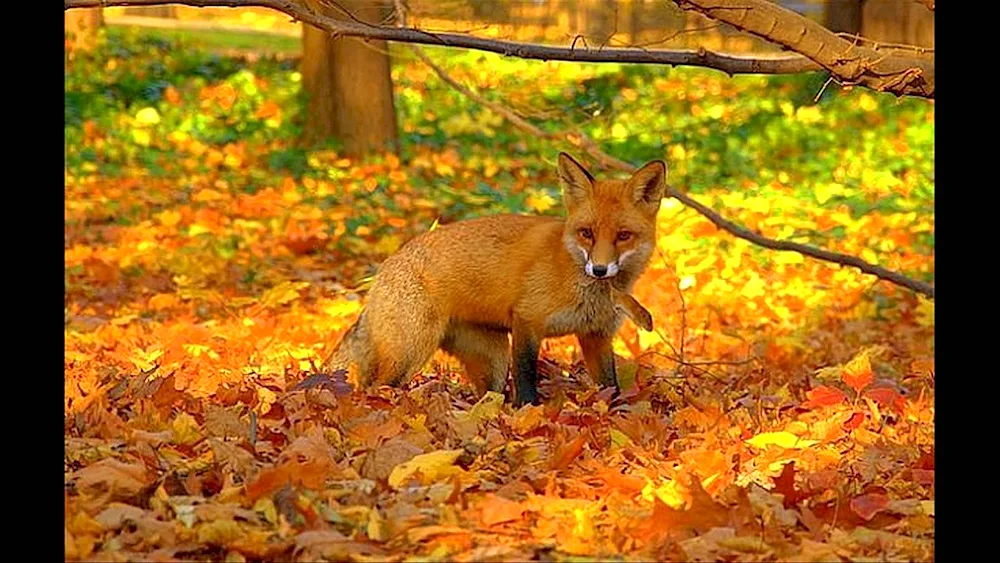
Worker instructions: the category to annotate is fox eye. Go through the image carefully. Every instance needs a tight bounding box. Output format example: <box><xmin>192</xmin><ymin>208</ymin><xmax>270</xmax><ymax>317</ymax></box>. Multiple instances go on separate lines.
<box><xmin>579</xmin><ymin>228</ymin><xmax>594</xmax><ymax>240</ymax></box>
<box><xmin>616</xmin><ymin>231</ymin><xmax>633</xmax><ymax>242</ymax></box>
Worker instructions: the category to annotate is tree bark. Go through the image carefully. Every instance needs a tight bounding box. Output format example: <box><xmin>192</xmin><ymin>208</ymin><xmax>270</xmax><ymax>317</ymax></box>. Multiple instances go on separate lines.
<box><xmin>824</xmin><ymin>0</ymin><xmax>863</xmax><ymax>35</ymax></box>
<box><xmin>301</xmin><ymin>0</ymin><xmax>399</xmax><ymax>155</ymax></box>
<box><xmin>65</xmin><ymin>6</ymin><xmax>103</xmax><ymax>50</ymax></box>
<box><xmin>124</xmin><ymin>6</ymin><xmax>177</xmax><ymax>17</ymax></box>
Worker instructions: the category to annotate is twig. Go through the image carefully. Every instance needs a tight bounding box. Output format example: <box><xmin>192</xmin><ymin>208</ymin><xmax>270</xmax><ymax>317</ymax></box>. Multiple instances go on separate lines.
<box><xmin>670</xmin><ymin>0</ymin><xmax>933</xmax><ymax>98</ymax></box>
<box><xmin>404</xmin><ymin>15</ymin><xmax>934</xmax><ymax>299</ymax></box>
<box><xmin>65</xmin><ymin>0</ymin><xmax>829</xmax><ymax>78</ymax></box>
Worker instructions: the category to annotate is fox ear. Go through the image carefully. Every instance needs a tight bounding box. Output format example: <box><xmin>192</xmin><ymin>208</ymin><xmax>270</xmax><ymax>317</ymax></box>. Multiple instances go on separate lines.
<box><xmin>558</xmin><ymin>153</ymin><xmax>595</xmax><ymax>207</ymax></box>
<box><xmin>627</xmin><ymin>160</ymin><xmax>667</xmax><ymax>209</ymax></box>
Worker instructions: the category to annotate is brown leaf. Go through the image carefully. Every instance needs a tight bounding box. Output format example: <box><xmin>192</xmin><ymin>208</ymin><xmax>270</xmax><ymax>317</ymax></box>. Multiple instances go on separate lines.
<box><xmin>208</xmin><ymin>438</ymin><xmax>259</xmax><ymax>483</ymax></box>
<box><xmin>294</xmin><ymin>530</ymin><xmax>384</xmax><ymax>560</ymax></box>
<box><xmin>204</xmin><ymin>404</ymin><xmax>250</xmax><ymax>440</ymax></box>
<box><xmin>361</xmin><ymin>437</ymin><xmax>423</xmax><ymax>482</ymax></box>
<box><xmin>94</xmin><ymin>503</ymin><xmax>146</xmax><ymax>531</ymax></box>
<box><xmin>849</xmin><ymin>492</ymin><xmax>891</xmax><ymax>521</ymax></box>
<box><xmin>71</xmin><ymin>458</ymin><xmax>152</xmax><ymax>500</ymax></box>
<box><xmin>864</xmin><ymin>386</ymin><xmax>906</xmax><ymax>413</ymax></box>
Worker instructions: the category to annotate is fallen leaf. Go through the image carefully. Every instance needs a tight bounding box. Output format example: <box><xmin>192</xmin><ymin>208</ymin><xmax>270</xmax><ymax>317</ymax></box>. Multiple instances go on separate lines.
<box><xmin>849</xmin><ymin>492</ymin><xmax>891</xmax><ymax>521</ymax></box>
<box><xmin>388</xmin><ymin>449</ymin><xmax>464</xmax><ymax>489</ymax></box>
<box><xmin>842</xmin><ymin>351</ymin><xmax>874</xmax><ymax>394</ymax></box>
<box><xmin>71</xmin><ymin>458</ymin><xmax>151</xmax><ymax>500</ymax></box>
<box><xmin>478</xmin><ymin>494</ymin><xmax>526</xmax><ymax>527</ymax></box>
<box><xmin>802</xmin><ymin>385</ymin><xmax>848</xmax><ymax>409</ymax></box>
<box><xmin>745</xmin><ymin>431</ymin><xmax>818</xmax><ymax>450</ymax></box>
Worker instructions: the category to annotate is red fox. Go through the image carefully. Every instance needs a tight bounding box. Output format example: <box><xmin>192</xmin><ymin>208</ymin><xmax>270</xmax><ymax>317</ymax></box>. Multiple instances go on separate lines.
<box><xmin>323</xmin><ymin>153</ymin><xmax>667</xmax><ymax>406</ymax></box>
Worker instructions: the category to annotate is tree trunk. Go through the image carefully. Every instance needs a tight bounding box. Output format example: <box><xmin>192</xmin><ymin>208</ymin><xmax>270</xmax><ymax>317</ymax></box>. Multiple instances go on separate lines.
<box><xmin>301</xmin><ymin>0</ymin><xmax>399</xmax><ymax>156</ymax></box>
<box><xmin>65</xmin><ymin>7</ymin><xmax>103</xmax><ymax>50</ymax></box>
<box><xmin>123</xmin><ymin>7</ymin><xmax>176</xmax><ymax>18</ymax></box>
<box><xmin>824</xmin><ymin>0</ymin><xmax>864</xmax><ymax>34</ymax></box>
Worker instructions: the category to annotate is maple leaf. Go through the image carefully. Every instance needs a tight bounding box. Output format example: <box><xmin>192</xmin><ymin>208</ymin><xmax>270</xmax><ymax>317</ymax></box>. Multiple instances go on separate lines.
<box><xmin>641</xmin><ymin>476</ymin><xmax>731</xmax><ymax>542</ymax></box>
<box><xmin>771</xmin><ymin>461</ymin><xmax>805</xmax><ymax>508</ymax></box>
<box><xmin>842</xmin><ymin>350</ymin><xmax>875</xmax><ymax>394</ymax></box>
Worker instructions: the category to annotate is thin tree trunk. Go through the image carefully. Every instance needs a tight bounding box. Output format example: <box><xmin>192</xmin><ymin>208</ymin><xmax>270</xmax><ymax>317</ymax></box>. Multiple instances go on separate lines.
<box><xmin>301</xmin><ymin>0</ymin><xmax>399</xmax><ymax>156</ymax></box>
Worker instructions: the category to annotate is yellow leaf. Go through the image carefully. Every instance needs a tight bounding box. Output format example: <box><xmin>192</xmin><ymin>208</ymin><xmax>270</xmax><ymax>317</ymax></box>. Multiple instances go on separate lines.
<box><xmin>157</xmin><ymin>209</ymin><xmax>182</xmax><ymax>227</ymax></box>
<box><xmin>740</xmin><ymin>275</ymin><xmax>766</xmax><ymax>300</ymax></box>
<box><xmin>388</xmin><ymin>449</ymin><xmax>464</xmax><ymax>489</ymax></box>
<box><xmin>641</xmin><ymin>478</ymin><xmax>687</xmax><ymax>509</ymax></box>
<box><xmin>463</xmin><ymin>391</ymin><xmax>505</xmax><ymax>424</ymax></box>
<box><xmin>526</xmin><ymin>191</ymin><xmax>557</xmax><ymax>213</ymax></box>
<box><xmin>257</xmin><ymin>387</ymin><xmax>277</xmax><ymax>416</ymax></box>
<box><xmin>196</xmin><ymin>519</ymin><xmax>245</xmax><ymax>545</ymax></box>
<box><xmin>258</xmin><ymin>281</ymin><xmax>309</xmax><ymax>310</ymax></box>
<box><xmin>131</xmin><ymin>129</ymin><xmax>151</xmax><ymax>147</ymax></box>
<box><xmin>134</xmin><ymin>107</ymin><xmax>161</xmax><ymax>126</ymax></box>
<box><xmin>745</xmin><ymin>431</ymin><xmax>818</xmax><ymax>450</ymax></box>
<box><xmin>609</xmin><ymin>428</ymin><xmax>632</xmax><ymax>448</ymax></box>
<box><xmin>172</xmin><ymin>412</ymin><xmax>202</xmax><ymax>446</ymax></box>
<box><xmin>374</xmin><ymin>234</ymin><xmax>402</xmax><ymax>255</ymax></box>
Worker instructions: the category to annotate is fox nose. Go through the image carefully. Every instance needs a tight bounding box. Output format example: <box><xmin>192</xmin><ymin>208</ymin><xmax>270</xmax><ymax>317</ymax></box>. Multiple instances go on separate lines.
<box><xmin>591</xmin><ymin>264</ymin><xmax>608</xmax><ymax>277</ymax></box>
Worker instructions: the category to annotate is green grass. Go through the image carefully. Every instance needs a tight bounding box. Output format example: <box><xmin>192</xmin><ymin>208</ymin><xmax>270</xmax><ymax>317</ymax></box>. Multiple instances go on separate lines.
<box><xmin>106</xmin><ymin>24</ymin><xmax>301</xmax><ymax>55</ymax></box>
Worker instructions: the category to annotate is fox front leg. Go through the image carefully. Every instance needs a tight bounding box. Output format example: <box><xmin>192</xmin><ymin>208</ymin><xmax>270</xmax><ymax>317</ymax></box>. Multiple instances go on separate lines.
<box><xmin>578</xmin><ymin>332</ymin><xmax>618</xmax><ymax>392</ymax></box>
<box><xmin>511</xmin><ymin>324</ymin><xmax>541</xmax><ymax>407</ymax></box>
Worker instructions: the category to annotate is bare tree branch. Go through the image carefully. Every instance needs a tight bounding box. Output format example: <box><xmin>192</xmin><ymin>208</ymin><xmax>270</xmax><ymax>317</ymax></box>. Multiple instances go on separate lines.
<box><xmin>671</xmin><ymin>0</ymin><xmax>933</xmax><ymax>98</ymax></box>
<box><xmin>395</xmin><ymin>1</ymin><xmax>934</xmax><ymax>299</ymax></box>
<box><xmin>66</xmin><ymin>0</ymin><xmax>826</xmax><ymax>77</ymax></box>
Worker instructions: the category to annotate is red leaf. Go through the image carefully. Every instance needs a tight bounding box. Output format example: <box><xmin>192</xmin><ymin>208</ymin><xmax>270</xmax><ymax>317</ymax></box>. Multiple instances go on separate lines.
<box><xmin>909</xmin><ymin>469</ymin><xmax>934</xmax><ymax>486</ymax></box>
<box><xmin>864</xmin><ymin>387</ymin><xmax>905</xmax><ymax>412</ymax></box>
<box><xmin>843</xmin><ymin>411</ymin><xmax>865</xmax><ymax>431</ymax></box>
<box><xmin>802</xmin><ymin>385</ymin><xmax>848</xmax><ymax>409</ymax></box>
<box><xmin>772</xmin><ymin>461</ymin><xmax>802</xmax><ymax>508</ymax></box>
<box><xmin>849</xmin><ymin>493</ymin><xmax>891</xmax><ymax>521</ymax></box>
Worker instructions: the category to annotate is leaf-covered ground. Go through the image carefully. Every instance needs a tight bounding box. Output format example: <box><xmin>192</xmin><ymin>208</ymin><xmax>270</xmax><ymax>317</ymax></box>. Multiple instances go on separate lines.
<box><xmin>65</xmin><ymin>30</ymin><xmax>934</xmax><ymax>562</ymax></box>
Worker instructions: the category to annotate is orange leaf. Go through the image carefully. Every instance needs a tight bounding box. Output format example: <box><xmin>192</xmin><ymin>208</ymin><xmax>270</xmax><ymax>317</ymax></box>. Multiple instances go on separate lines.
<box><xmin>802</xmin><ymin>385</ymin><xmax>847</xmax><ymax>409</ymax></box>
<box><xmin>842</xmin><ymin>352</ymin><xmax>874</xmax><ymax>394</ymax></box>
<box><xmin>843</xmin><ymin>411</ymin><xmax>865</xmax><ymax>431</ymax></box>
<box><xmin>478</xmin><ymin>494</ymin><xmax>525</xmax><ymax>527</ymax></box>
<box><xmin>550</xmin><ymin>431</ymin><xmax>588</xmax><ymax>471</ymax></box>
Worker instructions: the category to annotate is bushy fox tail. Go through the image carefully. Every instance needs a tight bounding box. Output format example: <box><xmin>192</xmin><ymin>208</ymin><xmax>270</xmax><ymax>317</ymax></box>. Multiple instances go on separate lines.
<box><xmin>321</xmin><ymin>311</ymin><xmax>375</xmax><ymax>389</ymax></box>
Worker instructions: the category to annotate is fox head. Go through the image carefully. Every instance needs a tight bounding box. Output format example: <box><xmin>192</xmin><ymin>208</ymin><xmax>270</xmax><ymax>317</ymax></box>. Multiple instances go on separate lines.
<box><xmin>558</xmin><ymin>153</ymin><xmax>667</xmax><ymax>281</ymax></box>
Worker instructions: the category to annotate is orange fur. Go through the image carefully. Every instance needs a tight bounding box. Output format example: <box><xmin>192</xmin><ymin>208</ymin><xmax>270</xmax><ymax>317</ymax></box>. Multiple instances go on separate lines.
<box><xmin>323</xmin><ymin>153</ymin><xmax>667</xmax><ymax>405</ymax></box>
